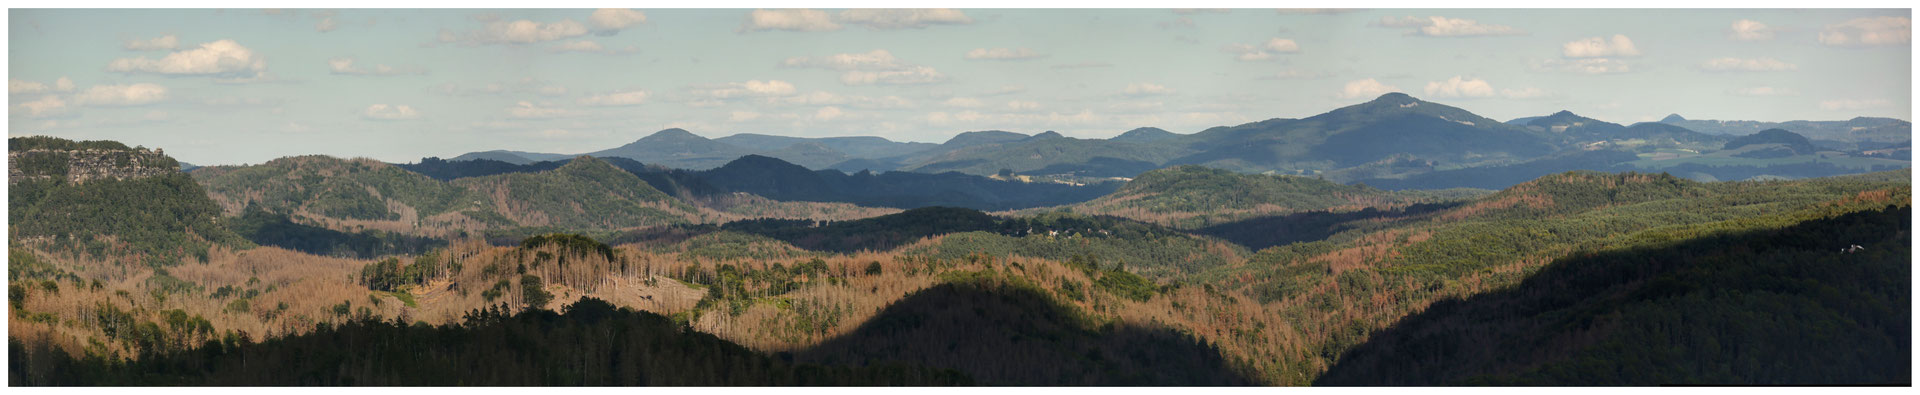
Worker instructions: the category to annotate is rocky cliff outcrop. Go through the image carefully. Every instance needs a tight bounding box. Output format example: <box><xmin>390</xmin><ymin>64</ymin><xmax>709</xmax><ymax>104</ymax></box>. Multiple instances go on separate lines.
<box><xmin>8</xmin><ymin>147</ymin><xmax>178</xmax><ymax>185</ymax></box>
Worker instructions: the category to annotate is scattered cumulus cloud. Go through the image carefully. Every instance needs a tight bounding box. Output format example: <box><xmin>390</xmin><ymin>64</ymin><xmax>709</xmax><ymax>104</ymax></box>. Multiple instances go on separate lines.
<box><xmin>122</xmin><ymin>35</ymin><xmax>179</xmax><ymax>51</ymax></box>
<box><xmin>1423</xmin><ymin>76</ymin><xmax>1496</xmax><ymax>98</ymax></box>
<box><xmin>1533</xmin><ymin>58</ymin><xmax>1633</xmax><ymax>74</ymax></box>
<box><xmin>813</xmin><ymin>106</ymin><xmax>845</xmax><ymax>121</ymax></box>
<box><xmin>1500</xmin><ymin>87</ymin><xmax>1551</xmax><ymax>99</ymax></box>
<box><xmin>690</xmin><ymin>80</ymin><xmax>798</xmax><ymax>99</ymax></box>
<box><xmin>1698</xmin><ymin>57</ymin><xmax>1796</xmax><ymax>72</ymax></box>
<box><xmin>1727</xmin><ymin>86</ymin><xmax>1798</xmax><ymax>96</ymax></box>
<box><xmin>1222</xmin><ymin>38</ymin><xmax>1301</xmax><ymax>61</ymax></box>
<box><xmin>1819</xmin><ymin>16</ymin><xmax>1910</xmax><ymax>47</ymax></box>
<box><xmin>1820</xmin><ymin>98</ymin><xmax>1892</xmax><ymax>111</ymax></box>
<box><xmin>1374</xmin><ymin>16</ymin><xmax>1524</xmax><ymax>37</ymax></box>
<box><xmin>943</xmin><ymin>97</ymin><xmax>985</xmax><ymax>108</ymax></box>
<box><xmin>9</xmin><ymin>77</ymin><xmax>74</xmax><ymax>95</ymax></box>
<box><xmin>506</xmin><ymin>101</ymin><xmax>578</xmax><ymax>119</ymax></box>
<box><xmin>1051</xmin><ymin>62</ymin><xmax>1112</xmax><ymax>69</ymax></box>
<box><xmin>1259</xmin><ymin>69</ymin><xmax>1336</xmax><ymax>80</ymax></box>
<box><xmin>965</xmin><ymin>48</ymin><xmax>1046</xmax><ymax>60</ymax></box>
<box><xmin>15</xmin><ymin>95</ymin><xmax>70</xmax><ymax>118</ymax></box>
<box><xmin>1422</xmin><ymin>77</ymin><xmax>1548</xmax><ymax>99</ymax></box>
<box><xmin>739</xmin><ymin>9</ymin><xmax>841</xmax><ymax>32</ymax></box>
<box><xmin>740</xmin><ymin>9</ymin><xmax>972</xmax><ymax>32</ymax></box>
<box><xmin>328</xmin><ymin>57</ymin><xmax>427</xmax><ymax>76</ymax></box>
<box><xmin>836</xmin><ymin>9</ymin><xmax>972</xmax><ymax>30</ymax></box>
<box><xmin>1123</xmin><ymin>83</ymin><xmax>1176</xmax><ymax>96</ymax></box>
<box><xmin>588</xmin><ymin>8</ymin><xmax>648</xmax><ymax>34</ymax></box>
<box><xmin>782</xmin><ymin>50</ymin><xmax>946</xmax><ymax>85</ymax></box>
<box><xmin>440</xmin><ymin>18</ymin><xmax>589</xmax><ymax>45</ymax></box>
<box><xmin>1562</xmin><ymin>35</ymin><xmax>1640</xmax><ymax>58</ymax></box>
<box><xmin>106</xmin><ymin>39</ymin><xmax>266</xmax><ymax>77</ymax></box>
<box><xmin>429</xmin><ymin>78</ymin><xmax>567</xmax><ymax>97</ymax></box>
<box><xmin>75</xmin><ymin>83</ymin><xmax>168</xmax><ymax>106</ymax></box>
<box><xmin>1728</xmin><ymin>19</ymin><xmax>1774</xmax><ymax>41</ymax></box>
<box><xmin>1338</xmin><ymin>78</ymin><xmax>1398</xmax><ymax>99</ymax></box>
<box><xmin>362</xmin><ymin>104</ymin><xmax>420</xmax><ymax>120</ymax></box>
<box><xmin>577</xmin><ymin>89</ymin><xmax>650</xmax><ymax>106</ymax></box>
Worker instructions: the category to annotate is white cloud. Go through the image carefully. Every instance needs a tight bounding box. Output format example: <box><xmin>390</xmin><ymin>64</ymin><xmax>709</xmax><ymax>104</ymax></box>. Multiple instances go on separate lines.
<box><xmin>836</xmin><ymin>9</ymin><xmax>972</xmax><ymax>30</ymax></box>
<box><xmin>1123</xmin><ymin>83</ymin><xmax>1176</xmax><ymax>96</ymax></box>
<box><xmin>1052</xmin><ymin>62</ymin><xmax>1112</xmax><ymax>69</ymax></box>
<box><xmin>841</xmin><ymin>67</ymin><xmax>946</xmax><ymax>85</ymax></box>
<box><xmin>1819</xmin><ymin>16</ymin><xmax>1910</xmax><ymax>47</ymax></box>
<box><xmin>1423</xmin><ymin>76</ymin><xmax>1495</xmax><ymax>98</ymax></box>
<box><xmin>10</xmin><ymin>77</ymin><xmax>74</xmax><ymax>95</ymax></box>
<box><xmin>965</xmin><ymin>47</ymin><xmax>1046</xmax><ymax>60</ymax></box>
<box><xmin>589</xmin><ymin>8</ymin><xmax>648</xmax><ymax>34</ymax></box>
<box><xmin>548</xmin><ymin>40</ymin><xmax>605</xmax><ymax>53</ymax></box>
<box><xmin>15</xmin><ymin>95</ymin><xmax>69</xmax><ymax>118</ymax></box>
<box><xmin>1727</xmin><ymin>86</ymin><xmax>1798</xmax><ymax>97</ymax></box>
<box><xmin>783</xmin><ymin>50</ymin><xmax>947</xmax><ymax>86</ymax></box>
<box><xmin>506</xmin><ymin>101</ymin><xmax>577</xmax><ymax>119</ymax></box>
<box><xmin>1375</xmin><ymin>16</ymin><xmax>1524</xmax><ymax>37</ymax></box>
<box><xmin>1338</xmin><ymin>78</ymin><xmax>1399</xmax><ymax>99</ymax></box>
<box><xmin>1562</xmin><ymin>35</ymin><xmax>1640</xmax><ymax>58</ymax></box>
<box><xmin>362</xmin><ymin>104</ymin><xmax>420</xmax><ymax>120</ymax></box>
<box><xmin>75</xmin><ymin>83</ymin><xmax>168</xmax><ymax>106</ymax></box>
<box><xmin>429</xmin><ymin>78</ymin><xmax>567</xmax><ymax>97</ymax></box>
<box><xmin>578</xmin><ymin>89</ymin><xmax>650</xmax><ymax>106</ymax></box>
<box><xmin>814</xmin><ymin>106</ymin><xmax>845</xmax><ymax>121</ymax></box>
<box><xmin>328</xmin><ymin>57</ymin><xmax>427</xmax><ymax>76</ymax></box>
<box><xmin>1258</xmin><ymin>69</ymin><xmax>1335</xmax><ymax>80</ymax></box>
<box><xmin>740</xmin><ymin>9</ymin><xmax>842</xmax><ymax>32</ymax></box>
<box><xmin>1006</xmin><ymin>100</ymin><xmax>1041</xmax><ymax>111</ymax></box>
<box><xmin>690</xmin><ymin>80</ymin><xmax>798</xmax><ymax>99</ymax></box>
<box><xmin>123</xmin><ymin>35</ymin><xmax>179</xmax><ymax>51</ymax></box>
<box><xmin>943</xmin><ymin>97</ymin><xmax>985</xmax><ymax>108</ymax></box>
<box><xmin>1698</xmin><ymin>57</ymin><xmax>1797</xmax><ymax>72</ymax></box>
<box><xmin>1728</xmin><ymin>19</ymin><xmax>1774</xmax><ymax>41</ymax></box>
<box><xmin>106</xmin><ymin>39</ymin><xmax>266</xmax><ymax>77</ymax></box>
<box><xmin>1264</xmin><ymin>38</ymin><xmax>1301</xmax><ymax>52</ymax></box>
<box><xmin>440</xmin><ymin>18</ymin><xmax>589</xmax><ymax>45</ymax></box>
<box><xmin>316</xmin><ymin>17</ymin><xmax>337</xmax><ymax>32</ymax></box>
<box><xmin>1533</xmin><ymin>58</ymin><xmax>1633</xmax><ymax>74</ymax></box>
<box><xmin>1820</xmin><ymin>99</ymin><xmax>1892</xmax><ymax>111</ymax></box>
<box><xmin>728</xmin><ymin>111</ymin><xmax>763</xmax><ymax>122</ymax></box>
<box><xmin>1222</xmin><ymin>38</ymin><xmax>1301</xmax><ymax>62</ymax></box>
<box><xmin>781</xmin><ymin>49</ymin><xmax>905</xmax><ymax>70</ymax></box>
<box><xmin>1500</xmin><ymin>87</ymin><xmax>1551</xmax><ymax>99</ymax></box>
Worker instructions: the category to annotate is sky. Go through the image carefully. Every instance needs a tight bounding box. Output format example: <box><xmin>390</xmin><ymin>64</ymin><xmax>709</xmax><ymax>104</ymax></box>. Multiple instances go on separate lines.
<box><xmin>7</xmin><ymin>8</ymin><xmax>1914</xmax><ymax>165</ymax></box>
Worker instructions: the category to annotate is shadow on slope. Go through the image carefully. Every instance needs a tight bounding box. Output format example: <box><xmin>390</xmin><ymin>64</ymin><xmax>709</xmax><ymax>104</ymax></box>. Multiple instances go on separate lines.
<box><xmin>8</xmin><ymin>299</ymin><xmax>973</xmax><ymax>386</ymax></box>
<box><xmin>1315</xmin><ymin>205</ymin><xmax>1911</xmax><ymax>386</ymax></box>
<box><xmin>795</xmin><ymin>277</ymin><xmax>1257</xmax><ymax>386</ymax></box>
<box><xmin>1195</xmin><ymin>202</ymin><xmax>1461</xmax><ymax>250</ymax></box>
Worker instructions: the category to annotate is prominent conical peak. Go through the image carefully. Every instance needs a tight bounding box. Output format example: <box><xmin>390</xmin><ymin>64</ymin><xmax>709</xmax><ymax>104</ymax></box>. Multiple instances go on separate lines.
<box><xmin>1660</xmin><ymin>114</ymin><xmax>1686</xmax><ymax>123</ymax></box>
<box><xmin>1368</xmin><ymin>92</ymin><xmax>1419</xmax><ymax>106</ymax></box>
<box><xmin>1028</xmin><ymin>131</ymin><xmax>1066</xmax><ymax>140</ymax></box>
<box><xmin>1550</xmin><ymin>110</ymin><xmax>1578</xmax><ymax>117</ymax></box>
<box><xmin>645</xmin><ymin>128</ymin><xmax>701</xmax><ymax>140</ymax></box>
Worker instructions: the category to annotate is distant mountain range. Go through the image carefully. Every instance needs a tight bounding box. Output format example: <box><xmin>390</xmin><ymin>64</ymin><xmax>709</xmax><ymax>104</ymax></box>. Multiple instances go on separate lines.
<box><xmin>1656</xmin><ymin>114</ymin><xmax>1910</xmax><ymax>148</ymax></box>
<box><xmin>435</xmin><ymin>93</ymin><xmax>1909</xmax><ymax>191</ymax></box>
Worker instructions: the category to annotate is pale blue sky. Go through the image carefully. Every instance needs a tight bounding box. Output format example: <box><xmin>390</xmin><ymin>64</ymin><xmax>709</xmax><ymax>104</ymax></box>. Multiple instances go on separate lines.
<box><xmin>8</xmin><ymin>8</ymin><xmax>1912</xmax><ymax>165</ymax></box>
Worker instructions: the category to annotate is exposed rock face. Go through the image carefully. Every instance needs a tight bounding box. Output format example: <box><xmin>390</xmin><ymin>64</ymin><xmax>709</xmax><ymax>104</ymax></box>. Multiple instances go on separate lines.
<box><xmin>8</xmin><ymin>147</ymin><xmax>177</xmax><ymax>185</ymax></box>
